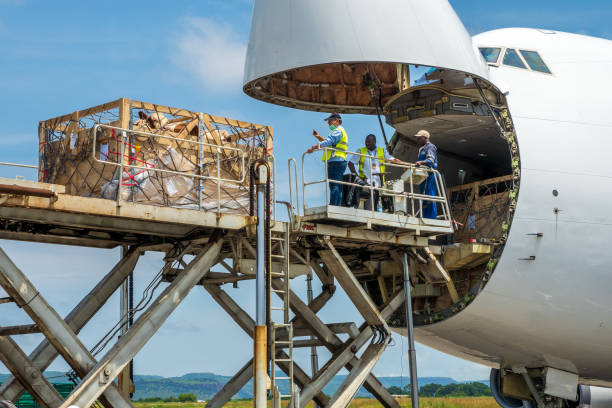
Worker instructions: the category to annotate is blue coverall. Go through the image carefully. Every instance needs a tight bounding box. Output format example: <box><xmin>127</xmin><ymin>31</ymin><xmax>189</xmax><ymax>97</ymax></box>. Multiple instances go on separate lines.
<box><xmin>417</xmin><ymin>141</ymin><xmax>438</xmax><ymax>219</ymax></box>
<box><xmin>319</xmin><ymin>128</ymin><xmax>348</xmax><ymax>206</ymax></box>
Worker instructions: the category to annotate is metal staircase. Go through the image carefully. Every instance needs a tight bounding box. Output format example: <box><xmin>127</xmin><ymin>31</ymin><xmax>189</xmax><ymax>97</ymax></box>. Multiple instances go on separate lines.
<box><xmin>268</xmin><ymin>221</ymin><xmax>297</xmax><ymax>407</ymax></box>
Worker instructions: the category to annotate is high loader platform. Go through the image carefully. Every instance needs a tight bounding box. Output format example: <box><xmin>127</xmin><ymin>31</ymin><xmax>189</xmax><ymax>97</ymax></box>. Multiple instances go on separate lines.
<box><xmin>0</xmin><ymin>98</ymin><xmax>467</xmax><ymax>408</ymax></box>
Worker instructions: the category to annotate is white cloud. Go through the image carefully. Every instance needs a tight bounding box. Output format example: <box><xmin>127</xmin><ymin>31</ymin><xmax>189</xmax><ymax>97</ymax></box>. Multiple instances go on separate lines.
<box><xmin>174</xmin><ymin>17</ymin><xmax>247</xmax><ymax>92</ymax></box>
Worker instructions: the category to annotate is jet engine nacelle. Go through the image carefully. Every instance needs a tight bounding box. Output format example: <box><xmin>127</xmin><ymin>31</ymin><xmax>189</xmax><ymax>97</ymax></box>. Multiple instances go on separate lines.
<box><xmin>577</xmin><ymin>385</ymin><xmax>612</xmax><ymax>408</ymax></box>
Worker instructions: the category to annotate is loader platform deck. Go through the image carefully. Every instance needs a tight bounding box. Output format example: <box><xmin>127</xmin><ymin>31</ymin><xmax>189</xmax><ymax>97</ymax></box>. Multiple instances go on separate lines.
<box><xmin>0</xmin><ymin>178</ymin><xmax>253</xmax><ymax>248</ymax></box>
<box><xmin>302</xmin><ymin>205</ymin><xmax>454</xmax><ymax>236</ymax></box>
<box><xmin>0</xmin><ymin>178</ymin><xmax>436</xmax><ymax>249</ymax></box>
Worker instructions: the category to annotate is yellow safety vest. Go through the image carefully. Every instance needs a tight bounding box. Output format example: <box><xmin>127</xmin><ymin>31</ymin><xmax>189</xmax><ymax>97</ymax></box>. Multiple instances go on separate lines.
<box><xmin>321</xmin><ymin>126</ymin><xmax>348</xmax><ymax>162</ymax></box>
<box><xmin>358</xmin><ymin>147</ymin><xmax>386</xmax><ymax>182</ymax></box>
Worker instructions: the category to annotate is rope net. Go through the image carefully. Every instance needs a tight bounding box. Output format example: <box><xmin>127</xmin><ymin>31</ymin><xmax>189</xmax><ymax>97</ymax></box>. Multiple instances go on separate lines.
<box><xmin>39</xmin><ymin>99</ymin><xmax>270</xmax><ymax>214</ymax></box>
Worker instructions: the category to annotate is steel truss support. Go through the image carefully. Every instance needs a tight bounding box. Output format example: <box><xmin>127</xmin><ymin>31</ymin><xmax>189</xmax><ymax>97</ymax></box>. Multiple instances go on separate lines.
<box><xmin>0</xmin><ymin>247</ymin><xmax>141</xmax><ymax>403</ymax></box>
<box><xmin>310</xmin><ymin>238</ymin><xmax>397</xmax><ymax>407</ymax></box>
<box><xmin>327</xmin><ymin>340</ymin><xmax>389</xmax><ymax>408</ymax></box>
<box><xmin>60</xmin><ymin>235</ymin><xmax>223</xmax><ymax>408</ymax></box>
<box><xmin>0</xmin><ymin>247</ymin><xmax>140</xmax><ymax>408</ymax></box>
<box><xmin>204</xmin><ymin>284</ymin><xmax>332</xmax><ymax>408</ymax></box>
<box><xmin>0</xmin><ymin>335</ymin><xmax>63</xmax><ymax>408</ymax></box>
<box><xmin>318</xmin><ymin>239</ymin><xmax>387</xmax><ymax>327</ymax></box>
<box><xmin>295</xmin><ymin>287</ymin><xmax>405</xmax><ymax>408</ymax></box>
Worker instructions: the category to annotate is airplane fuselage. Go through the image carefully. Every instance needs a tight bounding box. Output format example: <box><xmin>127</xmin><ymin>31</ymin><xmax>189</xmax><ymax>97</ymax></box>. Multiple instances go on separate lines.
<box><xmin>416</xmin><ymin>28</ymin><xmax>612</xmax><ymax>386</ymax></box>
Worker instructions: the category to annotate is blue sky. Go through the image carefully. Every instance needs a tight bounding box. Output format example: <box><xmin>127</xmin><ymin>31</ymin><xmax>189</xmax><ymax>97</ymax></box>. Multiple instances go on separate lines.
<box><xmin>0</xmin><ymin>0</ymin><xmax>610</xmax><ymax>384</ymax></box>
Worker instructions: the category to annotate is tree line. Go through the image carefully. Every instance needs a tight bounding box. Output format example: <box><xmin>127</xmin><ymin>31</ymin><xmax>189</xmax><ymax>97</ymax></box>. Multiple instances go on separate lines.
<box><xmin>136</xmin><ymin>393</ymin><xmax>198</xmax><ymax>402</ymax></box>
<box><xmin>386</xmin><ymin>382</ymin><xmax>492</xmax><ymax>397</ymax></box>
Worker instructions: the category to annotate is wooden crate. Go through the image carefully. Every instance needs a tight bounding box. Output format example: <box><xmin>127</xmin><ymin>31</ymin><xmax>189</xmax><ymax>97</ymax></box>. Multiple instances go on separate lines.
<box><xmin>39</xmin><ymin>98</ymin><xmax>272</xmax><ymax>214</ymax></box>
<box><xmin>448</xmin><ymin>175</ymin><xmax>513</xmax><ymax>243</ymax></box>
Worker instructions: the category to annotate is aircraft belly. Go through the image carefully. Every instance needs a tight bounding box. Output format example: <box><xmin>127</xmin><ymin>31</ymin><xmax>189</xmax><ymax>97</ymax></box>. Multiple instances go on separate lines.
<box><xmin>413</xmin><ymin>114</ymin><xmax>612</xmax><ymax>384</ymax></box>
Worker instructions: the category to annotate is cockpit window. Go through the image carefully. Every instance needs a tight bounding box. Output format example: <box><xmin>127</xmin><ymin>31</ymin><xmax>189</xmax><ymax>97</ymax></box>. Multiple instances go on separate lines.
<box><xmin>503</xmin><ymin>49</ymin><xmax>527</xmax><ymax>69</ymax></box>
<box><xmin>479</xmin><ymin>47</ymin><xmax>501</xmax><ymax>64</ymax></box>
<box><xmin>520</xmin><ymin>50</ymin><xmax>552</xmax><ymax>74</ymax></box>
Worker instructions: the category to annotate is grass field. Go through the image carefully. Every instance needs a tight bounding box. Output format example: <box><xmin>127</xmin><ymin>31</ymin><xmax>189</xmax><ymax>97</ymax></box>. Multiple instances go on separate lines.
<box><xmin>133</xmin><ymin>397</ymin><xmax>498</xmax><ymax>408</ymax></box>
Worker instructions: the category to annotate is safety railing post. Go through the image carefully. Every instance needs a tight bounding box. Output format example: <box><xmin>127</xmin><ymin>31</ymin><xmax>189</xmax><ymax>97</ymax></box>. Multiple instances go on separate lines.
<box><xmin>409</xmin><ymin>169</ymin><xmax>414</xmax><ymax>217</ymax></box>
<box><xmin>301</xmin><ymin>154</ymin><xmax>305</xmax><ymax>215</ymax></box>
<box><xmin>269</xmin><ymin>154</ymin><xmax>277</xmax><ymax>227</ymax></box>
<box><xmin>288</xmin><ymin>158</ymin><xmax>300</xmax><ymax>228</ymax></box>
<box><xmin>116</xmin><ymin>131</ymin><xmax>126</xmax><ymax>207</ymax></box>
<box><xmin>432</xmin><ymin>169</ymin><xmax>442</xmax><ymax>220</ymax></box>
<box><xmin>198</xmin><ymin>113</ymin><xmax>204</xmax><ymax>211</ymax></box>
<box><xmin>216</xmin><ymin>147</ymin><xmax>221</xmax><ymax>214</ymax></box>
<box><xmin>324</xmin><ymin>148</ymin><xmax>329</xmax><ymax>208</ymax></box>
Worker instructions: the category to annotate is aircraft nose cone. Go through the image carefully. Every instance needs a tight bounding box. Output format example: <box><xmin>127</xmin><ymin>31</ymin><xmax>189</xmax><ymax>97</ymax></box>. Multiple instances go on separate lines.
<box><xmin>243</xmin><ymin>0</ymin><xmax>489</xmax><ymax>113</ymax></box>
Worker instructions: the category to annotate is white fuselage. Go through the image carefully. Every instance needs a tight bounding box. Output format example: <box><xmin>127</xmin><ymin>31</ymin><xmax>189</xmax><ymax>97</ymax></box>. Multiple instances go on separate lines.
<box><xmin>242</xmin><ymin>0</ymin><xmax>612</xmax><ymax>386</ymax></box>
<box><xmin>415</xmin><ymin>28</ymin><xmax>612</xmax><ymax>386</ymax></box>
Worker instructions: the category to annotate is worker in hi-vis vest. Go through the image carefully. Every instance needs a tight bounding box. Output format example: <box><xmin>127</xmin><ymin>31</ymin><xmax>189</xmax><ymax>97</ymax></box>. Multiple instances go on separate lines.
<box><xmin>306</xmin><ymin>113</ymin><xmax>348</xmax><ymax>206</ymax></box>
<box><xmin>414</xmin><ymin>129</ymin><xmax>439</xmax><ymax>219</ymax></box>
<box><xmin>347</xmin><ymin>134</ymin><xmax>407</xmax><ymax>210</ymax></box>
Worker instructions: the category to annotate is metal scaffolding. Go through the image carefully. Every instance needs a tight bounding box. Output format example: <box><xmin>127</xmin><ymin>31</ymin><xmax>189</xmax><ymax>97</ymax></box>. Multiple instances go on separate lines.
<box><xmin>0</xmin><ymin>145</ymin><xmax>448</xmax><ymax>408</ymax></box>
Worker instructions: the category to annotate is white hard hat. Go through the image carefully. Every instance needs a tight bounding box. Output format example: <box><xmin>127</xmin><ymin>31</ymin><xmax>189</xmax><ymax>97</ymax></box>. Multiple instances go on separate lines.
<box><xmin>414</xmin><ymin>130</ymin><xmax>430</xmax><ymax>139</ymax></box>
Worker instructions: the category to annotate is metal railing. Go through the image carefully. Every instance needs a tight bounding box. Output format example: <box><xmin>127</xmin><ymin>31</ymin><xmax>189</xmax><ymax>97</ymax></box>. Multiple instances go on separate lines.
<box><xmin>0</xmin><ymin>162</ymin><xmax>40</xmax><ymax>182</ymax></box>
<box><xmin>92</xmin><ymin>124</ymin><xmax>247</xmax><ymax>213</ymax></box>
<box><xmin>287</xmin><ymin>158</ymin><xmax>300</xmax><ymax>228</ymax></box>
<box><xmin>0</xmin><ymin>162</ymin><xmax>38</xmax><ymax>170</ymax></box>
<box><xmin>301</xmin><ymin>147</ymin><xmax>451</xmax><ymax>221</ymax></box>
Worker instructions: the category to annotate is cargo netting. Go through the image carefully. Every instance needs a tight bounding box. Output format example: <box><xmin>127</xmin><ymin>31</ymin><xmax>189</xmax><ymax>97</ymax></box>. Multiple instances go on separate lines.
<box><xmin>39</xmin><ymin>98</ymin><xmax>271</xmax><ymax>214</ymax></box>
<box><xmin>448</xmin><ymin>175</ymin><xmax>513</xmax><ymax>243</ymax></box>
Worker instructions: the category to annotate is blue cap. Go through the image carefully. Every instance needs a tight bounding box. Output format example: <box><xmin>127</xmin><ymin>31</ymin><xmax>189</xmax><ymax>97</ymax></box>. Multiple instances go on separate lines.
<box><xmin>323</xmin><ymin>112</ymin><xmax>342</xmax><ymax>121</ymax></box>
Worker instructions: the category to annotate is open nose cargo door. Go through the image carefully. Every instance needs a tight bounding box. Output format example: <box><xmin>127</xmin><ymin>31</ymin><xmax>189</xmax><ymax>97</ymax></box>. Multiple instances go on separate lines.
<box><xmin>242</xmin><ymin>0</ymin><xmax>523</xmax><ymax>337</ymax></box>
<box><xmin>243</xmin><ymin>0</ymin><xmax>490</xmax><ymax>113</ymax></box>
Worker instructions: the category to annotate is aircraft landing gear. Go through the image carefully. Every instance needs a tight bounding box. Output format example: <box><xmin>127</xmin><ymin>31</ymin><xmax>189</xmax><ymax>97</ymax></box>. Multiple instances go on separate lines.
<box><xmin>490</xmin><ymin>369</ymin><xmax>533</xmax><ymax>408</ymax></box>
<box><xmin>490</xmin><ymin>369</ymin><xmax>588</xmax><ymax>408</ymax></box>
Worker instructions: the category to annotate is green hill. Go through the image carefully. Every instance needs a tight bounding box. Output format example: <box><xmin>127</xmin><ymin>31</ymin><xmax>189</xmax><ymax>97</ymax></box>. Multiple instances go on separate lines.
<box><xmin>0</xmin><ymin>371</ymin><xmax>485</xmax><ymax>401</ymax></box>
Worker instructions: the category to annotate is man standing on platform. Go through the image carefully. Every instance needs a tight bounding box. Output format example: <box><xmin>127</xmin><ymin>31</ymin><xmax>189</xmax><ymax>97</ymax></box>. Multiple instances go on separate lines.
<box><xmin>306</xmin><ymin>113</ymin><xmax>349</xmax><ymax>206</ymax></box>
<box><xmin>414</xmin><ymin>129</ymin><xmax>439</xmax><ymax>219</ymax></box>
<box><xmin>347</xmin><ymin>133</ymin><xmax>406</xmax><ymax>210</ymax></box>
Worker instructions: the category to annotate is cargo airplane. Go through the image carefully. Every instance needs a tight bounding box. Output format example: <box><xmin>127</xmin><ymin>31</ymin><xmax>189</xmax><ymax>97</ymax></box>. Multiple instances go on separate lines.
<box><xmin>241</xmin><ymin>0</ymin><xmax>612</xmax><ymax>407</ymax></box>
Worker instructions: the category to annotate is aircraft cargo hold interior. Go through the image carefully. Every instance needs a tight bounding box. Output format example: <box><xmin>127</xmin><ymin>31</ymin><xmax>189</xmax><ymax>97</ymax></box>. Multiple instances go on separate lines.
<box><xmin>246</xmin><ymin>60</ymin><xmax>521</xmax><ymax>328</ymax></box>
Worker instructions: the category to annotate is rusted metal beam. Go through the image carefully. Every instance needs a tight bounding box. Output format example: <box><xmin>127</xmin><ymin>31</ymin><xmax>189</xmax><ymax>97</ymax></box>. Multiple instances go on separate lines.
<box><xmin>0</xmin><ymin>184</ymin><xmax>56</xmax><ymax>198</ymax></box>
<box><xmin>0</xmin><ymin>324</ymin><xmax>40</xmax><ymax>336</ymax></box>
